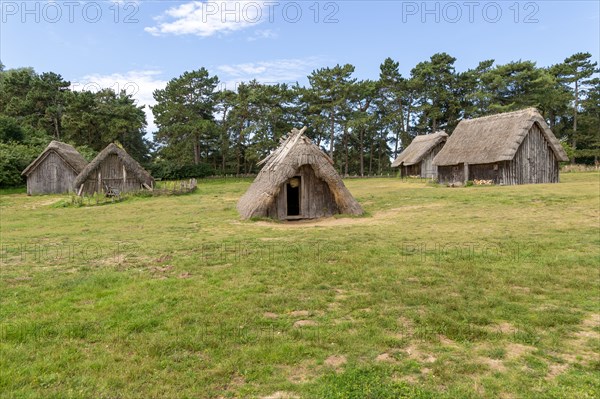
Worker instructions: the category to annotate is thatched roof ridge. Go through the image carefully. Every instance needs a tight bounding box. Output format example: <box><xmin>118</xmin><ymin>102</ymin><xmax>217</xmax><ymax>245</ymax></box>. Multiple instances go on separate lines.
<box><xmin>433</xmin><ymin>108</ymin><xmax>569</xmax><ymax>166</ymax></box>
<box><xmin>22</xmin><ymin>140</ymin><xmax>88</xmax><ymax>176</ymax></box>
<box><xmin>391</xmin><ymin>131</ymin><xmax>448</xmax><ymax>167</ymax></box>
<box><xmin>237</xmin><ymin>127</ymin><xmax>363</xmax><ymax>219</ymax></box>
<box><xmin>74</xmin><ymin>143</ymin><xmax>153</xmax><ymax>187</ymax></box>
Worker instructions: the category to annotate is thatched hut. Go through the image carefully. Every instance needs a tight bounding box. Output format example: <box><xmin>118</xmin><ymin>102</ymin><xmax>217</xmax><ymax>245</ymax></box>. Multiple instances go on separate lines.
<box><xmin>22</xmin><ymin>140</ymin><xmax>88</xmax><ymax>195</ymax></box>
<box><xmin>237</xmin><ymin>127</ymin><xmax>363</xmax><ymax>220</ymax></box>
<box><xmin>391</xmin><ymin>131</ymin><xmax>448</xmax><ymax>178</ymax></box>
<box><xmin>74</xmin><ymin>143</ymin><xmax>154</xmax><ymax>195</ymax></box>
<box><xmin>433</xmin><ymin>108</ymin><xmax>569</xmax><ymax>185</ymax></box>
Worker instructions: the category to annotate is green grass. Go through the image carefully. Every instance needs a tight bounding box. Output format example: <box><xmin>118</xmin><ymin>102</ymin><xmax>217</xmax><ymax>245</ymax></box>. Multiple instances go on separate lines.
<box><xmin>1</xmin><ymin>173</ymin><xmax>599</xmax><ymax>398</ymax></box>
<box><xmin>0</xmin><ymin>187</ymin><xmax>26</xmax><ymax>196</ymax></box>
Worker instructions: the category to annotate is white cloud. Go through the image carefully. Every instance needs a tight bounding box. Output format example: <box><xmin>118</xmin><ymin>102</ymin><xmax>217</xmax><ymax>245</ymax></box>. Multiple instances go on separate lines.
<box><xmin>216</xmin><ymin>57</ymin><xmax>323</xmax><ymax>90</ymax></box>
<box><xmin>70</xmin><ymin>58</ymin><xmax>324</xmax><ymax>135</ymax></box>
<box><xmin>145</xmin><ymin>1</ymin><xmax>266</xmax><ymax>37</ymax></box>
<box><xmin>72</xmin><ymin>70</ymin><xmax>168</xmax><ymax>135</ymax></box>
<box><xmin>247</xmin><ymin>28</ymin><xmax>278</xmax><ymax>41</ymax></box>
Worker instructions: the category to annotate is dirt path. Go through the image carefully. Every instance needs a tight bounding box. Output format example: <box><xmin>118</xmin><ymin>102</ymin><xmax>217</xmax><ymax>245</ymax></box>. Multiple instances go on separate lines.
<box><xmin>244</xmin><ymin>203</ymin><xmax>444</xmax><ymax>228</ymax></box>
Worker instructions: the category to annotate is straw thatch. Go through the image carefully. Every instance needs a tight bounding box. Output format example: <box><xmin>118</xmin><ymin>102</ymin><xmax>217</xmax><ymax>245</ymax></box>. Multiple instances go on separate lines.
<box><xmin>237</xmin><ymin>127</ymin><xmax>363</xmax><ymax>220</ymax></box>
<box><xmin>22</xmin><ymin>141</ymin><xmax>88</xmax><ymax>195</ymax></box>
<box><xmin>22</xmin><ymin>140</ymin><xmax>87</xmax><ymax>177</ymax></box>
<box><xmin>74</xmin><ymin>143</ymin><xmax>153</xmax><ymax>194</ymax></box>
<box><xmin>433</xmin><ymin>108</ymin><xmax>568</xmax><ymax>166</ymax></box>
<box><xmin>392</xmin><ymin>131</ymin><xmax>448</xmax><ymax>167</ymax></box>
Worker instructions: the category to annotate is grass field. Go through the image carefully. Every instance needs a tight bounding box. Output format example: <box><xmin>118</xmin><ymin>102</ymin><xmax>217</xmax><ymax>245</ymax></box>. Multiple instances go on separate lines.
<box><xmin>1</xmin><ymin>173</ymin><xmax>599</xmax><ymax>398</ymax></box>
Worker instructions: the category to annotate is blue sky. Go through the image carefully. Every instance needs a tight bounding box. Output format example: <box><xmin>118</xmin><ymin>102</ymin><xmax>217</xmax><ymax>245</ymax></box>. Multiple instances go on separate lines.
<box><xmin>1</xmin><ymin>0</ymin><xmax>599</xmax><ymax>133</ymax></box>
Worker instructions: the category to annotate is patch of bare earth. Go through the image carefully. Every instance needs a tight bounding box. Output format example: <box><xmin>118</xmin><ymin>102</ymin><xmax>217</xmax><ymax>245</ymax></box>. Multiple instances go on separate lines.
<box><xmin>476</xmin><ymin>342</ymin><xmax>533</xmax><ymax>375</ymax></box>
<box><xmin>389</xmin><ymin>344</ymin><xmax>435</xmax><ymax>383</ymax></box>
<box><xmin>22</xmin><ymin>197</ymin><xmax>61</xmax><ymax>209</ymax></box>
<box><xmin>581</xmin><ymin>313</ymin><xmax>600</xmax><ymax>330</ymax></box>
<box><xmin>250</xmin><ymin>204</ymin><xmax>443</xmax><ymax>228</ymax></box>
<box><xmin>542</xmin><ymin>313</ymin><xmax>599</xmax><ymax>380</ymax></box>
<box><xmin>484</xmin><ymin>322</ymin><xmax>519</xmax><ymax>336</ymax></box>
<box><xmin>155</xmin><ymin>255</ymin><xmax>173</xmax><ymax>263</ymax></box>
<box><xmin>261</xmin><ymin>392</ymin><xmax>299</xmax><ymax>399</ymax></box>
<box><xmin>438</xmin><ymin>334</ymin><xmax>460</xmax><ymax>348</ymax></box>
<box><xmin>505</xmin><ymin>343</ymin><xmax>534</xmax><ymax>360</ymax></box>
<box><xmin>479</xmin><ymin>357</ymin><xmax>507</xmax><ymax>373</ymax></box>
<box><xmin>149</xmin><ymin>264</ymin><xmax>173</xmax><ymax>279</ymax></box>
<box><xmin>263</xmin><ymin>312</ymin><xmax>278</xmax><ymax>319</ymax></box>
<box><xmin>283</xmin><ymin>360</ymin><xmax>319</xmax><ymax>384</ymax></box>
<box><xmin>293</xmin><ymin>320</ymin><xmax>317</xmax><ymax>328</ymax></box>
<box><xmin>404</xmin><ymin>344</ymin><xmax>436</xmax><ymax>364</ymax></box>
<box><xmin>289</xmin><ymin>310</ymin><xmax>310</xmax><ymax>317</ymax></box>
<box><xmin>545</xmin><ymin>363</ymin><xmax>569</xmax><ymax>381</ymax></box>
<box><xmin>324</xmin><ymin>355</ymin><xmax>347</xmax><ymax>370</ymax></box>
<box><xmin>376</xmin><ymin>353</ymin><xmax>395</xmax><ymax>363</ymax></box>
<box><xmin>333</xmin><ymin>288</ymin><xmax>348</xmax><ymax>301</ymax></box>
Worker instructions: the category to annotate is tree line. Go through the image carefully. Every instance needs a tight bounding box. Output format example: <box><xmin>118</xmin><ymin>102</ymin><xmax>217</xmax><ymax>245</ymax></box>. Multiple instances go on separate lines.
<box><xmin>0</xmin><ymin>52</ymin><xmax>597</xmax><ymax>187</ymax></box>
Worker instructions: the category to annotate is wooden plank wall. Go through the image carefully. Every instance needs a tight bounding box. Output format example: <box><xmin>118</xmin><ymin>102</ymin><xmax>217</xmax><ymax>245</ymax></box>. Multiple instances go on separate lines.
<box><xmin>499</xmin><ymin>124</ymin><xmax>559</xmax><ymax>184</ymax></box>
<box><xmin>420</xmin><ymin>142</ymin><xmax>445</xmax><ymax>179</ymax></box>
<box><xmin>299</xmin><ymin>165</ymin><xmax>338</xmax><ymax>218</ymax></box>
<box><xmin>80</xmin><ymin>154</ymin><xmax>144</xmax><ymax>195</ymax></box>
<box><xmin>267</xmin><ymin>165</ymin><xmax>339</xmax><ymax>220</ymax></box>
<box><xmin>401</xmin><ymin>164</ymin><xmax>420</xmax><ymax>177</ymax></box>
<box><xmin>438</xmin><ymin>125</ymin><xmax>560</xmax><ymax>185</ymax></box>
<box><xmin>469</xmin><ymin>163</ymin><xmax>499</xmax><ymax>182</ymax></box>
<box><xmin>437</xmin><ymin>164</ymin><xmax>465</xmax><ymax>185</ymax></box>
<box><xmin>267</xmin><ymin>184</ymin><xmax>287</xmax><ymax>220</ymax></box>
<box><xmin>27</xmin><ymin>151</ymin><xmax>77</xmax><ymax>195</ymax></box>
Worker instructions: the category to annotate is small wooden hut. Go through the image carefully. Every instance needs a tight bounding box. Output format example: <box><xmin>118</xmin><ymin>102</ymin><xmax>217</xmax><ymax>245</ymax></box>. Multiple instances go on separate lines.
<box><xmin>237</xmin><ymin>127</ymin><xmax>363</xmax><ymax>220</ymax></box>
<box><xmin>22</xmin><ymin>140</ymin><xmax>88</xmax><ymax>195</ymax></box>
<box><xmin>391</xmin><ymin>131</ymin><xmax>448</xmax><ymax>178</ymax></box>
<box><xmin>433</xmin><ymin>108</ymin><xmax>569</xmax><ymax>185</ymax></box>
<box><xmin>74</xmin><ymin>143</ymin><xmax>154</xmax><ymax>195</ymax></box>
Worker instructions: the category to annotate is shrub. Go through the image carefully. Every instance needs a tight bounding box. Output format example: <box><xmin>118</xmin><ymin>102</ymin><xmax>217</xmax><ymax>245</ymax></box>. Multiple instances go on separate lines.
<box><xmin>0</xmin><ymin>142</ymin><xmax>42</xmax><ymax>187</ymax></box>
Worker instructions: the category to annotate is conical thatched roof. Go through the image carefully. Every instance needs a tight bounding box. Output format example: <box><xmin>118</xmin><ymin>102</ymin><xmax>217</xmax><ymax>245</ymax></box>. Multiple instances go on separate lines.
<box><xmin>391</xmin><ymin>131</ymin><xmax>448</xmax><ymax>167</ymax></box>
<box><xmin>74</xmin><ymin>143</ymin><xmax>153</xmax><ymax>188</ymax></box>
<box><xmin>237</xmin><ymin>127</ymin><xmax>363</xmax><ymax>219</ymax></box>
<box><xmin>433</xmin><ymin>108</ymin><xmax>569</xmax><ymax>166</ymax></box>
<box><xmin>22</xmin><ymin>140</ymin><xmax>88</xmax><ymax>176</ymax></box>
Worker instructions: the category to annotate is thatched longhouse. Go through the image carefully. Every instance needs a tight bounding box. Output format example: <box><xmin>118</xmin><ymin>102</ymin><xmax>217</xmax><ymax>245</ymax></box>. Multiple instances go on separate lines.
<box><xmin>391</xmin><ymin>131</ymin><xmax>448</xmax><ymax>178</ymax></box>
<box><xmin>22</xmin><ymin>141</ymin><xmax>88</xmax><ymax>195</ymax></box>
<box><xmin>74</xmin><ymin>143</ymin><xmax>154</xmax><ymax>195</ymax></box>
<box><xmin>433</xmin><ymin>108</ymin><xmax>569</xmax><ymax>185</ymax></box>
<box><xmin>237</xmin><ymin>127</ymin><xmax>363</xmax><ymax>220</ymax></box>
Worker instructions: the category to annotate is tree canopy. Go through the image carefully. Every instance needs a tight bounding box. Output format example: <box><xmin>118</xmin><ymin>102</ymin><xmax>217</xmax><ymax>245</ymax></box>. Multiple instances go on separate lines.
<box><xmin>1</xmin><ymin>51</ymin><xmax>598</xmax><ymax>186</ymax></box>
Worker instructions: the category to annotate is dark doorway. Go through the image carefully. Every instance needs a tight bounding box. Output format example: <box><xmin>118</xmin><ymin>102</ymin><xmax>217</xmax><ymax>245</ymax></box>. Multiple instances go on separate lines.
<box><xmin>286</xmin><ymin>176</ymin><xmax>301</xmax><ymax>216</ymax></box>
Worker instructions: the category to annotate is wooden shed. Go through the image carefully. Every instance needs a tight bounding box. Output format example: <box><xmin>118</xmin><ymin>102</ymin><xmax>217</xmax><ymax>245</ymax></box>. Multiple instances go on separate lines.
<box><xmin>433</xmin><ymin>108</ymin><xmax>569</xmax><ymax>185</ymax></box>
<box><xmin>73</xmin><ymin>143</ymin><xmax>154</xmax><ymax>196</ymax></box>
<box><xmin>391</xmin><ymin>131</ymin><xmax>448</xmax><ymax>178</ymax></box>
<box><xmin>237</xmin><ymin>127</ymin><xmax>363</xmax><ymax>220</ymax></box>
<box><xmin>22</xmin><ymin>140</ymin><xmax>88</xmax><ymax>195</ymax></box>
